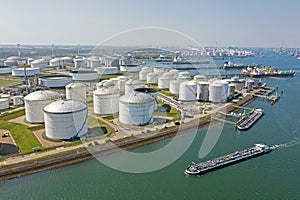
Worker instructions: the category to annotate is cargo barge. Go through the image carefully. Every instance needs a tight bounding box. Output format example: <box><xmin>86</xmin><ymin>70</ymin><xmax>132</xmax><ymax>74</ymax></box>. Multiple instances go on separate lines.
<box><xmin>185</xmin><ymin>144</ymin><xmax>271</xmax><ymax>176</ymax></box>
<box><xmin>236</xmin><ymin>108</ymin><xmax>264</xmax><ymax>130</ymax></box>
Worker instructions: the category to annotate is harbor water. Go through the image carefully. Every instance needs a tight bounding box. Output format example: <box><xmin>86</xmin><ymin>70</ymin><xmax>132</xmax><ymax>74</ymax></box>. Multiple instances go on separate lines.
<box><xmin>1</xmin><ymin>51</ymin><xmax>300</xmax><ymax>199</ymax></box>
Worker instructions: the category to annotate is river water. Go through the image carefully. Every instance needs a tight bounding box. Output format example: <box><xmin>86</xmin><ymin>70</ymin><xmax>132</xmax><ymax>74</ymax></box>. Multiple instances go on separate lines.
<box><xmin>1</xmin><ymin>51</ymin><xmax>300</xmax><ymax>199</ymax></box>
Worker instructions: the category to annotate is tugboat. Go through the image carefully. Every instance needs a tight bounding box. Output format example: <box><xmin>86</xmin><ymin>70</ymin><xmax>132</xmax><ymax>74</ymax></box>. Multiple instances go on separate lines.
<box><xmin>185</xmin><ymin>144</ymin><xmax>271</xmax><ymax>176</ymax></box>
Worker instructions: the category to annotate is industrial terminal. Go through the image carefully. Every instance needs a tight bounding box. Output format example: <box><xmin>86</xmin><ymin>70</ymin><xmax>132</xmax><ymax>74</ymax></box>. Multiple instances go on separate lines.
<box><xmin>0</xmin><ymin>45</ymin><xmax>293</xmax><ymax>180</ymax></box>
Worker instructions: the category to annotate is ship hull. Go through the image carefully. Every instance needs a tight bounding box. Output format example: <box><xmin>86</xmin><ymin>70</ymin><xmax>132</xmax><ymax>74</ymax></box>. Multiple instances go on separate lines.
<box><xmin>250</xmin><ymin>73</ymin><xmax>295</xmax><ymax>78</ymax></box>
<box><xmin>185</xmin><ymin>144</ymin><xmax>271</xmax><ymax>176</ymax></box>
<box><xmin>185</xmin><ymin>150</ymin><xmax>271</xmax><ymax>176</ymax></box>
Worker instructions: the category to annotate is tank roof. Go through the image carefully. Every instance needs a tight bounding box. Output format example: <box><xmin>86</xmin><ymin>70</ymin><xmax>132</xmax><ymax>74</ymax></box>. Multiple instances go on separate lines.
<box><xmin>24</xmin><ymin>90</ymin><xmax>60</xmax><ymax>101</ymax></box>
<box><xmin>94</xmin><ymin>87</ymin><xmax>119</xmax><ymax>95</ymax></box>
<box><xmin>120</xmin><ymin>92</ymin><xmax>154</xmax><ymax>104</ymax></box>
<box><xmin>66</xmin><ymin>82</ymin><xmax>86</xmax><ymax>89</ymax></box>
<box><xmin>43</xmin><ymin>100</ymin><xmax>87</xmax><ymax>114</ymax></box>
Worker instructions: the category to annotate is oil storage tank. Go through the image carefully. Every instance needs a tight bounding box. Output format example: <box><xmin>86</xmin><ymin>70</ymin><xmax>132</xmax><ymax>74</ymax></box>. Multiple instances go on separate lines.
<box><xmin>31</xmin><ymin>59</ymin><xmax>48</xmax><ymax>69</ymax></box>
<box><xmin>13</xmin><ymin>95</ymin><xmax>24</xmax><ymax>106</ymax></box>
<box><xmin>125</xmin><ymin>79</ymin><xmax>144</xmax><ymax>95</ymax></box>
<box><xmin>24</xmin><ymin>90</ymin><xmax>61</xmax><ymax>123</ymax></box>
<box><xmin>177</xmin><ymin>71</ymin><xmax>191</xmax><ymax>81</ymax></box>
<box><xmin>209</xmin><ymin>81</ymin><xmax>229</xmax><ymax>103</ymax></box>
<box><xmin>93</xmin><ymin>86</ymin><xmax>120</xmax><ymax>115</ymax></box>
<box><xmin>0</xmin><ymin>66</ymin><xmax>12</xmax><ymax>74</ymax></box>
<box><xmin>44</xmin><ymin>100</ymin><xmax>88</xmax><ymax>140</ymax></box>
<box><xmin>69</xmin><ymin>70</ymin><xmax>98</xmax><ymax>81</ymax></box>
<box><xmin>228</xmin><ymin>84</ymin><xmax>235</xmax><ymax>98</ymax></box>
<box><xmin>117</xmin><ymin>76</ymin><xmax>129</xmax><ymax>93</ymax></box>
<box><xmin>197</xmin><ymin>81</ymin><xmax>209</xmax><ymax>101</ymax></box>
<box><xmin>169</xmin><ymin>80</ymin><xmax>182</xmax><ymax>95</ymax></box>
<box><xmin>158</xmin><ymin>77</ymin><xmax>171</xmax><ymax>89</ymax></box>
<box><xmin>49</xmin><ymin>58</ymin><xmax>61</xmax><ymax>67</ymax></box>
<box><xmin>66</xmin><ymin>82</ymin><xmax>87</xmax><ymax>102</ymax></box>
<box><xmin>74</xmin><ymin>58</ymin><xmax>87</xmax><ymax>68</ymax></box>
<box><xmin>179</xmin><ymin>80</ymin><xmax>197</xmax><ymax>101</ymax></box>
<box><xmin>39</xmin><ymin>75</ymin><xmax>73</xmax><ymax>88</ymax></box>
<box><xmin>245</xmin><ymin>79</ymin><xmax>255</xmax><ymax>90</ymax></box>
<box><xmin>146</xmin><ymin>73</ymin><xmax>159</xmax><ymax>84</ymax></box>
<box><xmin>12</xmin><ymin>67</ymin><xmax>40</xmax><ymax>77</ymax></box>
<box><xmin>119</xmin><ymin>92</ymin><xmax>155</xmax><ymax>126</ymax></box>
<box><xmin>94</xmin><ymin>67</ymin><xmax>118</xmax><ymax>75</ymax></box>
<box><xmin>0</xmin><ymin>98</ymin><xmax>9</xmax><ymax>110</ymax></box>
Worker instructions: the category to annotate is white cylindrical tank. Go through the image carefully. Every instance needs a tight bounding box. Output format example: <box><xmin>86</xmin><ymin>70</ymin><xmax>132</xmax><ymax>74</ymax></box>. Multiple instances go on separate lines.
<box><xmin>39</xmin><ymin>75</ymin><xmax>73</xmax><ymax>88</ymax></box>
<box><xmin>146</xmin><ymin>73</ymin><xmax>159</xmax><ymax>84</ymax></box>
<box><xmin>12</xmin><ymin>68</ymin><xmax>40</xmax><ymax>77</ymax></box>
<box><xmin>231</xmin><ymin>81</ymin><xmax>244</xmax><ymax>91</ymax></box>
<box><xmin>209</xmin><ymin>82</ymin><xmax>229</xmax><ymax>103</ymax></box>
<box><xmin>0</xmin><ymin>98</ymin><xmax>9</xmax><ymax>110</ymax></box>
<box><xmin>169</xmin><ymin>69</ymin><xmax>179</xmax><ymax>79</ymax></box>
<box><xmin>62</xmin><ymin>57</ymin><xmax>73</xmax><ymax>64</ymax></box>
<box><xmin>169</xmin><ymin>80</ymin><xmax>181</xmax><ymax>95</ymax></box>
<box><xmin>177</xmin><ymin>71</ymin><xmax>191</xmax><ymax>81</ymax></box>
<box><xmin>209</xmin><ymin>84</ymin><xmax>223</xmax><ymax>103</ymax></box>
<box><xmin>27</xmin><ymin>58</ymin><xmax>34</xmax><ymax>65</ymax></box>
<box><xmin>49</xmin><ymin>58</ymin><xmax>61</xmax><ymax>67</ymax></box>
<box><xmin>117</xmin><ymin>76</ymin><xmax>129</xmax><ymax>93</ymax></box>
<box><xmin>119</xmin><ymin>92</ymin><xmax>155</xmax><ymax>126</ymax></box>
<box><xmin>213</xmin><ymin>80</ymin><xmax>229</xmax><ymax>102</ymax></box>
<box><xmin>44</xmin><ymin>100</ymin><xmax>88</xmax><ymax>140</ymax></box>
<box><xmin>158</xmin><ymin>77</ymin><xmax>171</xmax><ymax>89</ymax></box>
<box><xmin>141</xmin><ymin>66</ymin><xmax>153</xmax><ymax>73</ymax></box>
<box><xmin>139</xmin><ymin>70</ymin><xmax>149</xmax><ymax>81</ymax></box>
<box><xmin>228</xmin><ymin>84</ymin><xmax>235</xmax><ymax>98</ymax></box>
<box><xmin>120</xmin><ymin>65</ymin><xmax>143</xmax><ymax>72</ymax></box>
<box><xmin>179</xmin><ymin>81</ymin><xmax>197</xmax><ymax>101</ymax></box>
<box><xmin>13</xmin><ymin>95</ymin><xmax>24</xmax><ymax>106</ymax></box>
<box><xmin>24</xmin><ymin>90</ymin><xmax>61</xmax><ymax>123</ymax></box>
<box><xmin>125</xmin><ymin>80</ymin><xmax>144</xmax><ymax>95</ymax></box>
<box><xmin>96</xmin><ymin>80</ymin><xmax>115</xmax><ymax>90</ymax></box>
<box><xmin>74</xmin><ymin>58</ymin><xmax>87</xmax><ymax>68</ymax></box>
<box><xmin>193</xmin><ymin>75</ymin><xmax>206</xmax><ymax>82</ymax></box>
<box><xmin>245</xmin><ymin>79</ymin><xmax>255</xmax><ymax>90</ymax></box>
<box><xmin>31</xmin><ymin>59</ymin><xmax>48</xmax><ymax>68</ymax></box>
<box><xmin>153</xmin><ymin>67</ymin><xmax>165</xmax><ymax>75</ymax></box>
<box><xmin>4</xmin><ymin>59</ymin><xmax>18</xmax><ymax>67</ymax></box>
<box><xmin>0</xmin><ymin>66</ymin><xmax>12</xmax><ymax>74</ymax></box>
<box><xmin>69</xmin><ymin>70</ymin><xmax>98</xmax><ymax>81</ymax></box>
<box><xmin>66</xmin><ymin>82</ymin><xmax>87</xmax><ymax>102</ymax></box>
<box><xmin>197</xmin><ymin>81</ymin><xmax>209</xmax><ymax>101</ymax></box>
<box><xmin>94</xmin><ymin>67</ymin><xmax>118</xmax><ymax>75</ymax></box>
<box><xmin>89</xmin><ymin>57</ymin><xmax>101</xmax><ymax>68</ymax></box>
<box><xmin>93</xmin><ymin>87</ymin><xmax>120</xmax><ymax>115</ymax></box>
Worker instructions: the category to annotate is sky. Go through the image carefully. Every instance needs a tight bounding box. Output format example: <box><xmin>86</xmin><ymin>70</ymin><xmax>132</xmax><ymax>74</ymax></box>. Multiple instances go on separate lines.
<box><xmin>0</xmin><ymin>0</ymin><xmax>299</xmax><ymax>47</ymax></box>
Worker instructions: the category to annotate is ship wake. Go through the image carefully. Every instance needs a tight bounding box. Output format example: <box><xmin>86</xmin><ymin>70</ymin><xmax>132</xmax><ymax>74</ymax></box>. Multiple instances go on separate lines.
<box><xmin>271</xmin><ymin>137</ymin><xmax>300</xmax><ymax>150</ymax></box>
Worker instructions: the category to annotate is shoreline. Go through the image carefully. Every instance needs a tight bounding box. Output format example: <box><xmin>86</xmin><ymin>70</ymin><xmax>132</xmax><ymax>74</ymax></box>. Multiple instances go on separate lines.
<box><xmin>0</xmin><ymin>95</ymin><xmax>255</xmax><ymax>182</ymax></box>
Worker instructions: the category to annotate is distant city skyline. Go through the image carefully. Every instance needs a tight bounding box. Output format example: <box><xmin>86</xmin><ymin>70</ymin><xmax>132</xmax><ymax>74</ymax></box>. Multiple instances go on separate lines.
<box><xmin>0</xmin><ymin>0</ymin><xmax>299</xmax><ymax>48</ymax></box>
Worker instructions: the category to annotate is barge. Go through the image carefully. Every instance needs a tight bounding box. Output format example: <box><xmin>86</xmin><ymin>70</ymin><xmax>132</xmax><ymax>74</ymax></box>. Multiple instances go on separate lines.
<box><xmin>185</xmin><ymin>144</ymin><xmax>271</xmax><ymax>176</ymax></box>
<box><xmin>236</xmin><ymin>108</ymin><xmax>264</xmax><ymax>131</ymax></box>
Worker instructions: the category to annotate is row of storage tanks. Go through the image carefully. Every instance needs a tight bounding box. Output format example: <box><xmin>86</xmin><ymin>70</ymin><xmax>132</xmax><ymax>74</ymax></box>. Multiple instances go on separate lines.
<box><xmin>139</xmin><ymin>67</ymin><xmax>256</xmax><ymax>102</ymax></box>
